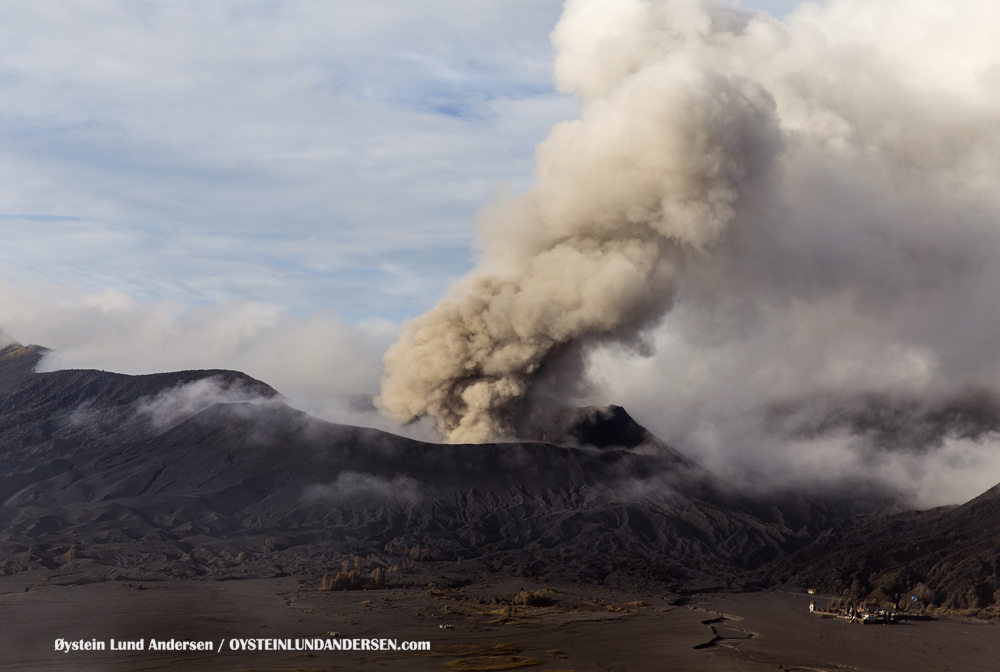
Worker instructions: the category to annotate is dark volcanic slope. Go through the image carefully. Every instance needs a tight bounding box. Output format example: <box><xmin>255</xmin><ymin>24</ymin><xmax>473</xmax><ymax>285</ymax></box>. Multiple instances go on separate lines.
<box><xmin>767</xmin><ymin>484</ymin><xmax>1000</xmax><ymax>616</ymax></box>
<box><xmin>0</xmin><ymin>343</ymin><xmax>847</xmax><ymax>589</ymax></box>
<box><xmin>0</xmin><ymin>343</ymin><xmax>277</xmax><ymax>465</ymax></box>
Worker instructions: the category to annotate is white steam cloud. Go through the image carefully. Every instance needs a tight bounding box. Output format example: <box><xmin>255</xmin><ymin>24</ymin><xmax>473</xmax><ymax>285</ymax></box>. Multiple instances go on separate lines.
<box><xmin>303</xmin><ymin>471</ymin><xmax>423</xmax><ymax>507</ymax></box>
<box><xmin>0</xmin><ymin>326</ymin><xmax>16</xmax><ymax>349</ymax></box>
<box><xmin>134</xmin><ymin>377</ymin><xmax>273</xmax><ymax>429</ymax></box>
<box><xmin>0</xmin><ymin>280</ymin><xmax>396</xmax><ymax>428</ymax></box>
<box><xmin>378</xmin><ymin>0</ymin><xmax>1000</xmax><ymax>504</ymax></box>
<box><xmin>587</xmin><ymin>0</ymin><xmax>1000</xmax><ymax>507</ymax></box>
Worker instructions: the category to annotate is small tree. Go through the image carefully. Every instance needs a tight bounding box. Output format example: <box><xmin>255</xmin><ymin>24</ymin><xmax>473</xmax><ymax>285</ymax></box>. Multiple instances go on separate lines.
<box><xmin>514</xmin><ymin>590</ymin><xmax>553</xmax><ymax>607</ymax></box>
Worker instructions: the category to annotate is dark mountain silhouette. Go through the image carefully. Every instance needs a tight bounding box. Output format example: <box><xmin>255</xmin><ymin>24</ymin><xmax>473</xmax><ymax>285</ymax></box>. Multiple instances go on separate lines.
<box><xmin>766</xmin><ymin>482</ymin><xmax>1000</xmax><ymax>617</ymax></box>
<box><xmin>0</xmin><ymin>341</ymin><xmax>856</xmax><ymax>589</ymax></box>
<box><xmin>0</xmin><ymin>343</ymin><xmax>277</xmax><ymax>462</ymax></box>
<box><xmin>7</xmin><ymin>338</ymin><xmax>994</xmax><ymax>613</ymax></box>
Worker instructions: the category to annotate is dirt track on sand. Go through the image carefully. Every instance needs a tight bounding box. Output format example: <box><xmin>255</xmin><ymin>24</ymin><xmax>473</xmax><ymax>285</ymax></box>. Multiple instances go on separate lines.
<box><xmin>5</xmin><ymin>575</ymin><xmax>999</xmax><ymax>672</ymax></box>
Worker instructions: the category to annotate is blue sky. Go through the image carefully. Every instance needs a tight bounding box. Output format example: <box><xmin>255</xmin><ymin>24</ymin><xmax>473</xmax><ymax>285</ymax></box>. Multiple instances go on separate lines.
<box><xmin>0</xmin><ymin>0</ymin><xmax>805</xmax><ymax>325</ymax></box>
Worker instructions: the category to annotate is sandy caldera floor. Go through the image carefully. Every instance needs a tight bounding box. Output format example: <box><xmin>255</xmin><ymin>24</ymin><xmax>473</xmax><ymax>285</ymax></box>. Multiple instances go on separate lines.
<box><xmin>3</xmin><ymin>573</ymin><xmax>1000</xmax><ymax>672</ymax></box>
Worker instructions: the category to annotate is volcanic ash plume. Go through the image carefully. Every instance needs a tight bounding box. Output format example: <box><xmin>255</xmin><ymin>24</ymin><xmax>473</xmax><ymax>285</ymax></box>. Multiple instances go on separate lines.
<box><xmin>377</xmin><ymin>0</ymin><xmax>782</xmax><ymax>442</ymax></box>
<box><xmin>553</xmin><ymin>0</ymin><xmax>1000</xmax><ymax>504</ymax></box>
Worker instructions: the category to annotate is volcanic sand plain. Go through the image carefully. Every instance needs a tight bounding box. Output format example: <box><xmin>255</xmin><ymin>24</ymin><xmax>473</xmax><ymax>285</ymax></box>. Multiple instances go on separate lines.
<box><xmin>5</xmin><ymin>569</ymin><xmax>1000</xmax><ymax>672</ymax></box>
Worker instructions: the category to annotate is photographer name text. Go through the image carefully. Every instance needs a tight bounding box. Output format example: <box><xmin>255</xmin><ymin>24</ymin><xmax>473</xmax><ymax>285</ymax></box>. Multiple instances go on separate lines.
<box><xmin>54</xmin><ymin>637</ymin><xmax>430</xmax><ymax>653</ymax></box>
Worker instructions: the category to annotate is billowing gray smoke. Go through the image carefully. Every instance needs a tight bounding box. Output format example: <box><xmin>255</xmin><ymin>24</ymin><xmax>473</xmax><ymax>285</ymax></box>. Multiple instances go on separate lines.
<box><xmin>378</xmin><ymin>1</ymin><xmax>782</xmax><ymax>442</ymax></box>
<box><xmin>379</xmin><ymin>0</ymin><xmax>1000</xmax><ymax>475</ymax></box>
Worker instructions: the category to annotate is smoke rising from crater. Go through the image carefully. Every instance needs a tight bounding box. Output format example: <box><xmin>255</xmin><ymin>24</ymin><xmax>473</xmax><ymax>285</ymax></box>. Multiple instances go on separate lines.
<box><xmin>378</xmin><ymin>1</ymin><xmax>783</xmax><ymax>442</ymax></box>
<box><xmin>577</xmin><ymin>0</ymin><xmax>1000</xmax><ymax>505</ymax></box>
<box><xmin>380</xmin><ymin>0</ymin><xmax>1000</xmax><ymax>478</ymax></box>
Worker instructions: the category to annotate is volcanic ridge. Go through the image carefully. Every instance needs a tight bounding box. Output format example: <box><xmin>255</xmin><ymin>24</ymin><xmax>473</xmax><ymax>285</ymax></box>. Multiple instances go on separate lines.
<box><xmin>1</xmin><ymin>340</ymin><xmax>998</xmax><ymax>619</ymax></box>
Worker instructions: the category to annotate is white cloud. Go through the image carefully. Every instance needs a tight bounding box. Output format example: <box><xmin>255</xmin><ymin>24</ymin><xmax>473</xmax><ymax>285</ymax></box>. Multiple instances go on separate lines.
<box><xmin>0</xmin><ymin>0</ymin><xmax>577</xmax><ymax>319</ymax></box>
<box><xmin>303</xmin><ymin>471</ymin><xmax>423</xmax><ymax>507</ymax></box>
<box><xmin>565</xmin><ymin>0</ymin><xmax>1000</xmax><ymax>506</ymax></box>
<box><xmin>133</xmin><ymin>377</ymin><xmax>275</xmax><ymax>429</ymax></box>
<box><xmin>0</xmin><ymin>279</ymin><xmax>394</xmax><ymax>417</ymax></box>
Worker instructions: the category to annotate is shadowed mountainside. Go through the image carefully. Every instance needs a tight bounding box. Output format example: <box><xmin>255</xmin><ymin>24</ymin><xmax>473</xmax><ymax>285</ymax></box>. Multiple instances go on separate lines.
<box><xmin>765</xmin><ymin>482</ymin><xmax>1000</xmax><ymax>618</ymax></box>
<box><xmin>6</xmin><ymin>339</ymin><xmax>1000</xmax><ymax>626</ymax></box>
<box><xmin>0</xmin><ymin>343</ymin><xmax>278</xmax><ymax>464</ymax></box>
<box><xmin>0</xmin><ymin>342</ymin><xmax>861</xmax><ymax>590</ymax></box>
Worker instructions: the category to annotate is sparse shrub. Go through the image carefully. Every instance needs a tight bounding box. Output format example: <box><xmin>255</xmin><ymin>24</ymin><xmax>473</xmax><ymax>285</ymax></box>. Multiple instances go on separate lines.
<box><xmin>967</xmin><ymin>583</ymin><xmax>994</xmax><ymax>610</ymax></box>
<box><xmin>913</xmin><ymin>582</ymin><xmax>937</xmax><ymax>605</ymax></box>
<box><xmin>408</xmin><ymin>546</ymin><xmax>430</xmax><ymax>561</ymax></box>
<box><xmin>63</xmin><ymin>547</ymin><xmax>81</xmax><ymax>563</ymax></box>
<box><xmin>264</xmin><ymin>537</ymin><xmax>278</xmax><ymax>550</ymax></box>
<box><xmin>234</xmin><ymin>551</ymin><xmax>248</xmax><ymax>564</ymax></box>
<box><xmin>339</xmin><ymin>570</ymin><xmax>364</xmax><ymax>590</ymax></box>
<box><xmin>320</xmin><ymin>566</ymin><xmax>365</xmax><ymax>591</ymax></box>
<box><xmin>513</xmin><ymin>590</ymin><xmax>553</xmax><ymax>607</ymax></box>
<box><xmin>371</xmin><ymin>567</ymin><xmax>386</xmax><ymax>587</ymax></box>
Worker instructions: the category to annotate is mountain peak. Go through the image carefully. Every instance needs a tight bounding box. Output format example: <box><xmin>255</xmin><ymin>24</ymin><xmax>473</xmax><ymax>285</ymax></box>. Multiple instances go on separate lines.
<box><xmin>547</xmin><ymin>405</ymin><xmax>651</xmax><ymax>449</ymax></box>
